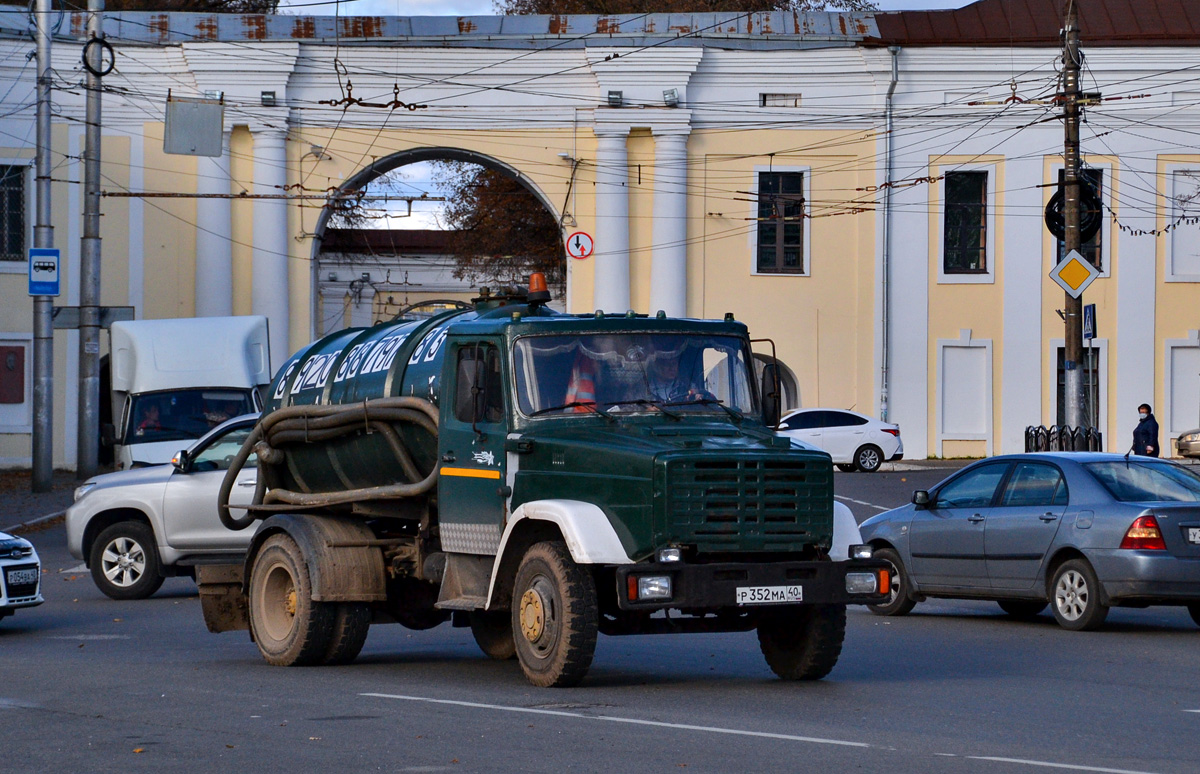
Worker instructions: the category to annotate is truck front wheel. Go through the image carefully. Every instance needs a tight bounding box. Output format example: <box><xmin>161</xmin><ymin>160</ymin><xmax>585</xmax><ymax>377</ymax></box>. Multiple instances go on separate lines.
<box><xmin>248</xmin><ymin>533</ymin><xmax>335</xmax><ymax>666</ymax></box>
<box><xmin>757</xmin><ymin>604</ymin><xmax>847</xmax><ymax>681</ymax></box>
<box><xmin>511</xmin><ymin>541</ymin><xmax>598</xmax><ymax>687</ymax></box>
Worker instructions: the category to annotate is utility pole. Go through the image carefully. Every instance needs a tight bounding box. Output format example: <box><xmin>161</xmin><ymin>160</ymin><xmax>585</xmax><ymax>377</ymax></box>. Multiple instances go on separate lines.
<box><xmin>77</xmin><ymin>0</ymin><xmax>104</xmax><ymax>479</ymax></box>
<box><xmin>1061</xmin><ymin>0</ymin><xmax>1087</xmax><ymax>429</ymax></box>
<box><xmin>31</xmin><ymin>0</ymin><xmax>54</xmax><ymax>492</ymax></box>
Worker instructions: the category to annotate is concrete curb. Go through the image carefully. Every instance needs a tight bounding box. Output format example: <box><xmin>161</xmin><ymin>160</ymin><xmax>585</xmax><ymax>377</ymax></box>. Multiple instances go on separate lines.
<box><xmin>4</xmin><ymin>510</ymin><xmax>66</xmax><ymax>535</ymax></box>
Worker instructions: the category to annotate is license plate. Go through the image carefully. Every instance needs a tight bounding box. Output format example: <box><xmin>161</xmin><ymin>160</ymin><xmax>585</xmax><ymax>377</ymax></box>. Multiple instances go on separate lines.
<box><xmin>1188</xmin><ymin>527</ymin><xmax>1200</xmax><ymax>545</ymax></box>
<box><xmin>6</xmin><ymin>568</ymin><xmax>38</xmax><ymax>586</ymax></box>
<box><xmin>736</xmin><ymin>585</ymin><xmax>803</xmax><ymax>606</ymax></box>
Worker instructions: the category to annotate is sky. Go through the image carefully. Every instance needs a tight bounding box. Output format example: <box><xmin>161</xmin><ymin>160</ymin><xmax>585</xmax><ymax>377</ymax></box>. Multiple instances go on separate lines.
<box><xmin>278</xmin><ymin>1</ymin><xmax>972</xmax><ymax>17</ymax></box>
<box><xmin>305</xmin><ymin>0</ymin><xmax>973</xmax><ymax>229</ymax></box>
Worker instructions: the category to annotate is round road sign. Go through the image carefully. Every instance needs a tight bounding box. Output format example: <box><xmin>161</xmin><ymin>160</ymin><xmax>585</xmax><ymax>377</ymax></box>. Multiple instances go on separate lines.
<box><xmin>565</xmin><ymin>231</ymin><xmax>594</xmax><ymax>259</ymax></box>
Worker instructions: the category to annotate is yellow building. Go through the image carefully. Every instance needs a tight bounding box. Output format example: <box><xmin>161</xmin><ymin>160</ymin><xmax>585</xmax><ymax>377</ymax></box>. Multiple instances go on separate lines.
<box><xmin>0</xmin><ymin>4</ymin><xmax>1197</xmax><ymax>468</ymax></box>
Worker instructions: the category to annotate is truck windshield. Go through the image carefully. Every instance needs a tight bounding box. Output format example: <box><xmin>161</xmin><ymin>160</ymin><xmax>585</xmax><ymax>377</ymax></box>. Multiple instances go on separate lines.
<box><xmin>125</xmin><ymin>389</ymin><xmax>254</xmax><ymax>445</ymax></box>
<box><xmin>514</xmin><ymin>333</ymin><xmax>757</xmax><ymax>417</ymax></box>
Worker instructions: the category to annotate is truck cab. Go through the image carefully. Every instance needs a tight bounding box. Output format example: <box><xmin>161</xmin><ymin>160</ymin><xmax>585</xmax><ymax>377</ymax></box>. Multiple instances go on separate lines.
<box><xmin>109</xmin><ymin>316</ymin><xmax>272</xmax><ymax>468</ymax></box>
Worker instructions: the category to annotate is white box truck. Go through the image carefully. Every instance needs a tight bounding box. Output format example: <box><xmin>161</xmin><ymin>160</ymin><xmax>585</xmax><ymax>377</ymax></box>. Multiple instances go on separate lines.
<box><xmin>108</xmin><ymin>316</ymin><xmax>272</xmax><ymax>469</ymax></box>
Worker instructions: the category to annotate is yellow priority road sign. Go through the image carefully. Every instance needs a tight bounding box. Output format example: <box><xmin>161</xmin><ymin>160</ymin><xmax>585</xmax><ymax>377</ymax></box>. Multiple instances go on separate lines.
<box><xmin>1049</xmin><ymin>249</ymin><xmax>1100</xmax><ymax>299</ymax></box>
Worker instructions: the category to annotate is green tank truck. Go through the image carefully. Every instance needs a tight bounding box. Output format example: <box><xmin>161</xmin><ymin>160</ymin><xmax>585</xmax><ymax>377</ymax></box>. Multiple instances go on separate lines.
<box><xmin>199</xmin><ymin>275</ymin><xmax>889</xmax><ymax>687</ymax></box>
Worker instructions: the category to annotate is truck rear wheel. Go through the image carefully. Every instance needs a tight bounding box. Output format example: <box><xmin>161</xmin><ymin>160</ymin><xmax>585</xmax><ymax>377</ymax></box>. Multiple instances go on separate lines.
<box><xmin>511</xmin><ymin>541</ymin><xmax>598</xmax><ymax>687</ymax></box>
<box><xmin>321</xmin><ymin>603</ymin><xmax>371</xmax><ymax>665</ymax></box>
<box><xmin>470</xmin><ymin>610</ymin><xmax>517</xmax><ymax>660</ymax></box>
<box><xmin>757</xmin><ymin>604</ymin><xmax>846</xmax><ymax>681</ymax></box>
<box><xmin>248</xmin><ymin>533</ymin><xmax>335</xmax><ymax>666</ymax></box>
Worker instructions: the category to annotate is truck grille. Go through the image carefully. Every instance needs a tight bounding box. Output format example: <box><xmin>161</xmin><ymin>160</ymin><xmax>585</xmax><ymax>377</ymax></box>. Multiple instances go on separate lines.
<box><xmin>664</xmin><ymin>456</ymin><xmax>832</xmax><ymax>552</ymax></box>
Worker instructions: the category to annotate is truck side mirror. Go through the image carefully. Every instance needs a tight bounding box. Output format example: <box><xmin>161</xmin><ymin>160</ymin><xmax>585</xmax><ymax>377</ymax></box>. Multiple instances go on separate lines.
<box><xmin>761</xmin><ymin>362</ymin><xmax>782</xmax><ymax>428</ymax></box>
<box><xmin>100</xmin><ymin>423</ymin><xmax>115</xmax><ymax>446</ymax></box>
<box><xmin>171</xmin><ymin>449</ymin><xmax>190</xmax><ymax>473</ymax></box>
<box><xmin>912</xmin><ymin>490</ymin><xmax>930</xmax><ymax>508</ymax></box>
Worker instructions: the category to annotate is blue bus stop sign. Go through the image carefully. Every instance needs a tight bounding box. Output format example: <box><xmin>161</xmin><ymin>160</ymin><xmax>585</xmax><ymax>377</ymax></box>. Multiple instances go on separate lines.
<box><xmin>28</xmin><ymin>247</ymin><xmax>60</xmax><ymax>296</ymax></box>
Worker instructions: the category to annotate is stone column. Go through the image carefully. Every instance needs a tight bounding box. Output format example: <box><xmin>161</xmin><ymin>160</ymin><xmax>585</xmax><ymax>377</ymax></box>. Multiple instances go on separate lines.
<box><xmin>251</xmin><ymin>127</ymin><xmax>290</xmax><ymax>371</ymax></box>
<box><xmin>195</xmin><ymin>131</ymin><xmax>233</xmax><ymax>317</ymax></box>
<box><xmin>649</xmin><ymin>130</ymin><xmax>689</xmax><ymax>317</ymax></box>
<box><xmin>593</xmin><ymin>128</ymin><xmax>631</xmax><ymax>313</ymax></box>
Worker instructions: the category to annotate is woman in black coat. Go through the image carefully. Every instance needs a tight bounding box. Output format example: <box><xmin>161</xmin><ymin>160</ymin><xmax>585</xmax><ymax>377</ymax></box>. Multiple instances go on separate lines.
<box><xmin>1132</xmin><ymin>403</ymin><xmax>1160</xmax><ymax>457</ymax></box>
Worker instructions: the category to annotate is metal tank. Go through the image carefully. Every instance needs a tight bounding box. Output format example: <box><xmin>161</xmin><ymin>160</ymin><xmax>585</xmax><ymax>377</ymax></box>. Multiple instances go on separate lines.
<box><xmin>219</xmin><ymin>308</ymin><xmax>475</xmax><ymax>529</ymax></box>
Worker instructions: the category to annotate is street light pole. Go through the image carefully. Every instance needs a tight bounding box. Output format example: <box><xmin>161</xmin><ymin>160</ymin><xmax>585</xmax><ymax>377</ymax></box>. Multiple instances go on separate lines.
<box><xmin>77</xmin><ymin>0</ymin><xmax>104</xmax><ymax>479</ymax></box>
<box><xmin>1061</xmin><ymin>0</ymin><xmax>1087</xmax><ymax>429</ymax></box>
<box><xmin>31</xmin><ymin>0</ymin><xmax>54</xmax><ymax>492</ymax></box>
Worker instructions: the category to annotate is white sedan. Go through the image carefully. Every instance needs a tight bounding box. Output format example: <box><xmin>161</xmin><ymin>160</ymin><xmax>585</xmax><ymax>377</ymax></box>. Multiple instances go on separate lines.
<box><xmin>67</xmin><ymin>415</ymin><xmax>258</xmax><ymax>600</ymax></box>
<box><xmin>0</xmin><ymin>531</ymin><xmax>44</xmax><ymax>622</ymax></box>
<box><xmin>777</xmin><ymin>408</ymin><xmax>903</xmax><ymax>473</ymax></box>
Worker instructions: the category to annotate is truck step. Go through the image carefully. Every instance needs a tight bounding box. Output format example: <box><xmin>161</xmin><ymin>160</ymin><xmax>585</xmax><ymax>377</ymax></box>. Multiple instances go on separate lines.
<box><xmin>435</xmin><ymin>595</ymin><xmax>487</xmax><ymax>611</ymax></box>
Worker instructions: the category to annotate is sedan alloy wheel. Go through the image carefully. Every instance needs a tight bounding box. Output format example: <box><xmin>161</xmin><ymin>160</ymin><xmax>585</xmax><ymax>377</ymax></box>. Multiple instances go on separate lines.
<box><xmin>1050</xmin><ymin>559</ymin><xmax>1109</xmax><ymax>631</ymax></box>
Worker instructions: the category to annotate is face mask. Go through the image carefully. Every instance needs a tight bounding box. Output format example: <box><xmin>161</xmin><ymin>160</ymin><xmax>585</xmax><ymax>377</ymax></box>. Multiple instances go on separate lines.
<box><xmin>1139</xmin><ymin>412</ymin><xmax>1149</xmax><ymax>420</ymax></box>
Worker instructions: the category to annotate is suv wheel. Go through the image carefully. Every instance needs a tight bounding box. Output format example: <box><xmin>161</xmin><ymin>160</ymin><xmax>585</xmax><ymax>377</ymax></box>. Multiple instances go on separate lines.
<box><xmin>90</xmin><ymin>522</ymin><xmax>164</xmax><ymax>600</ymax></box>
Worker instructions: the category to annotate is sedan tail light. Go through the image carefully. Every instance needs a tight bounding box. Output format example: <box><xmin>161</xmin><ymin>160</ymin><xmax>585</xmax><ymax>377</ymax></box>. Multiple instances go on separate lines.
<box><xmin>1120</xmin><ymin>515</ymin><xmax>1167</xmax><ymax>550</ymax></box>
<box><xmin>881</xmin><ymin>427</ymin><xmax>900</xmax><ymax>437</ymax></box>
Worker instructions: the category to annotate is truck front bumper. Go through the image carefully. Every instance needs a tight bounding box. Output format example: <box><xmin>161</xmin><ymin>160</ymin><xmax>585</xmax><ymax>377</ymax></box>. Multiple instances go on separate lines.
<box><xmin>614</xmin><ymin>558</ymin><xmax>890</xmax><ymax>613</ymax></box>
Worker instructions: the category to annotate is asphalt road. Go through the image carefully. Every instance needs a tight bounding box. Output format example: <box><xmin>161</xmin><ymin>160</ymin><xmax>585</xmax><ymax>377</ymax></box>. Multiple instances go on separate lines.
<box><xmin>2</xmin><ymin>467</ymin><xmax>1198</xmax><ymax>774</ymax></box>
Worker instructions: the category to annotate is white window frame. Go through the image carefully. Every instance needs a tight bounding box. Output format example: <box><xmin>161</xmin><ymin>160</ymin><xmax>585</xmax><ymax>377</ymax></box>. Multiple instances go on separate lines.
<box><xmin>748</xmin><ymin>164</ymin><xmax>812</xmax><ymax>278</ymax></box>
<box><xmin>1046</xmin><ymin>336</ymin><xmax>1109</xmax><ymax>438</ymax></box>
<box><xmin>0</xmin><ymin>333</ymin><xmax>33</xmax><ymax>433</ymax></box>
<box><xmin>0</xmin><ymin>160</ymin><xmax>33</xmax><ymax>275</ymax></box>
<box><xmin>936</xmin><ymin>328</ymin><xmax>993</xmax><ymax>456</ymax></box>
<box><xmin>1049</xmin><ymin>161</ymin><xmax>1113</xmax><ymax>279</ymax></box>
<box><xmin>1165</xmin><ymin>165</ymin><xmax>1200</xmax><ymax>282</ymax></box>
<box><xmin>1164</xmin><ymin>330</ymin><xmax>1200</xmax><ymax>441</ymax></box>
<box><xmin>936</xmin><ymin>163</ymin><xmax>997</xmax><ymax>285</ymax></box>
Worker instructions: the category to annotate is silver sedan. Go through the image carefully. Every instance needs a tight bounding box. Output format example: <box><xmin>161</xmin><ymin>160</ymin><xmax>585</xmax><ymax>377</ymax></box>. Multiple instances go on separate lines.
<box><xmin>859</xmin><ymin>452</ymin><xmax>1200</xmax><ymax>630</ymax></box>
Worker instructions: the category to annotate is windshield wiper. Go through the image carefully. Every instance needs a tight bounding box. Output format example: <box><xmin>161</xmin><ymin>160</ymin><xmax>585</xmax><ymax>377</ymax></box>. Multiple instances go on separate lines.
<box><xmin>529</xmin><ymin>401</ymin><xmax>614</xmax><ymax>421</ymax></box>
<box><xmin>663</xmin><ymin>397</ymin><xmax>744</xmax><ymax>423</ymax></box>
<box><xmin>606</xmin><ymin>399</ymin><xmax>682</xmax><ymax>420</ymax></box>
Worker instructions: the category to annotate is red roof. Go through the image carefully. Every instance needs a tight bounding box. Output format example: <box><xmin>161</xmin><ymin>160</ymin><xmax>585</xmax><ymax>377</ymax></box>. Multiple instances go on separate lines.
<box><xmin>869</xmin><ymin>0</ymin><xmax>1200</xmax><ymax>47</ymax></box>
<box><xmin>320</xmin><ymin>229</ymin><xmax>453</xmax><ymax>255</ymax></box>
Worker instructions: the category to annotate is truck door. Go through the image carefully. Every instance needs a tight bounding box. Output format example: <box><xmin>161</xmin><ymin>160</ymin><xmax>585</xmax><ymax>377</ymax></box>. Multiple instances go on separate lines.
<box><xmin>438</xmin><ymin>339</ymin><xmax>509</xmax><ymax>556</ymax></box>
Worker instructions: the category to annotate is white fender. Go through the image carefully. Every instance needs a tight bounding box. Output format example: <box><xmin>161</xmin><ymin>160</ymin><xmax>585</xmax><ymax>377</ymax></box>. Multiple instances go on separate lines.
<box><xmin>830</xmin><ymin>500</ymin><xmax>863</xmax><ymax>562</ymax></box>
<box><xmin>485</xmin><ymin>499</ymin><xmax>633</xmax><ymax>608</ymax></box>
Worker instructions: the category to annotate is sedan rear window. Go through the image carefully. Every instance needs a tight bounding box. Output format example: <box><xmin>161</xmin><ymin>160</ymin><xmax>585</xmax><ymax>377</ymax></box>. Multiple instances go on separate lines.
<box><xmin>1084</xmin><ymin>461</ymin><xmax>1200</xmax><ymax>502</ymax></box>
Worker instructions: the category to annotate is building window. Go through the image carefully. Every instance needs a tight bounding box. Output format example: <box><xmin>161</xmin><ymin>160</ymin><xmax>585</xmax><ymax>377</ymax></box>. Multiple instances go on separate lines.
<box><xmin>0</xmin><ymin>165</ymin><xmax>25</xmax><ymax>262</ymax></box>
<box><xmin>944</xmin><ymin>171</ymin><xmax>988</xmax><ymax>273</ymax></box>
<box><xmin>760</xmin><ymin>93</ymin><xmax>801</xmax><ymax>108</ymax></box>
<box><xmin>756</xmin><ymin>172</ymin><xmax>804</xmax><ymax>274</ymax></box>
<box><xmin>1056</xmin><ymin>346</ymin><xmax>1101</xmax><ymax>427</ymax></box>
<box><xmin>1056</xmin><ymin>168</ymin><xmax>1103</xmax><ymax>270</ymax></box>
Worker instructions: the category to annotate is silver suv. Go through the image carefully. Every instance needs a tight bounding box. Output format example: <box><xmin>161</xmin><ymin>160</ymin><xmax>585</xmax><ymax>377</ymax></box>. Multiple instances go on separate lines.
<box><xmin>67</xmin><ymin>415</ymin><xmax>258</xmax><ymax>599</ymax></box>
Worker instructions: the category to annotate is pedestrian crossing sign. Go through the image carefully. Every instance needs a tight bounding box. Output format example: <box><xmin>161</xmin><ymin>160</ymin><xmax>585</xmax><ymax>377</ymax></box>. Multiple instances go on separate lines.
<box><xmin>1049</xmin><ymin>249</ymin><xmax>1099</xmax><ymax>299</ymax></box>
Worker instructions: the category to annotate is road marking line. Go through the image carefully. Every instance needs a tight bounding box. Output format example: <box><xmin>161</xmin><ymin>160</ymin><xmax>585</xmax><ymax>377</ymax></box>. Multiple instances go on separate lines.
<box><xmin>60</xmin><ymin>563</ymin><xmax>88</xmax><ymax>574</ymax></box>
<box><xmin>1185</xmin><ymin>709</ymin><xmax>1200</xmax><ymax>713</ymax></box>
<box><xmin>361</xmin><ymin>693</ymin><xmax>870</xmax><ymax>748</ymax></box>
<box><xmin>966</xmin><ymin>756</ymin><xmax>1160</xmax><ymax>774</ymax></box>
<box><xmin>835</xmin><ymin>495</ymin><xmax>889</xmax><ymax>511</ymax></box>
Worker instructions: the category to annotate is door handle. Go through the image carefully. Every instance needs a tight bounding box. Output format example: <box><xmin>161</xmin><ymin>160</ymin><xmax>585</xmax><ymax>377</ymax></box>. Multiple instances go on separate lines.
<box><xmin>967</xmin><ymin>513</ymin><xmax>985</xmax><ymax>522</ymax></box>
<box><xmin>1039</xmin><ymin>512</ymin><xmax>1058</xmax><ymax>522</ymax></box>
<box><xmin>237</xmin><ymin>480</ymin><xmax>257</xmax><ymax>487</ymax></box>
